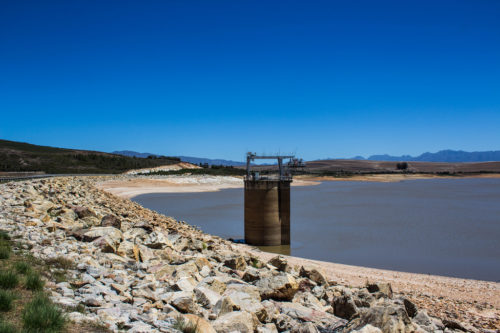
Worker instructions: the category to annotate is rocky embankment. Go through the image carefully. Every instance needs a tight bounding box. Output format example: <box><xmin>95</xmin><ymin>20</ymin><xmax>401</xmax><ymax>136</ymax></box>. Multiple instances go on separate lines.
<box><xmin>0</xmin><ymin>177</ymin><xmax>491</xmax><ymax>332</ymax></box>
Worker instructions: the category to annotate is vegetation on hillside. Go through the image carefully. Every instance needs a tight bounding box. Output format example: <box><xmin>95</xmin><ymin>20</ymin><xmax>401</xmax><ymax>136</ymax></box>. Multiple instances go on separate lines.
<box><xmin>0</xmin><ymin>139</ymin><xmax>180</xmax><ymax>174</ymax></box>
<box><xmin>139</xmin><ymin>164</ymin><xmax>246</xmax><ymax>176</ymax></box>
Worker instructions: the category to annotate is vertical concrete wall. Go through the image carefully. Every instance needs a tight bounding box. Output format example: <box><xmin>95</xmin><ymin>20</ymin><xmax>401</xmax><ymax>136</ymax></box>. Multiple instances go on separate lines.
<box><xmin>244</xmin><ymin>180</ymin><xmax>291</xmax><ymax>246</ymax></box>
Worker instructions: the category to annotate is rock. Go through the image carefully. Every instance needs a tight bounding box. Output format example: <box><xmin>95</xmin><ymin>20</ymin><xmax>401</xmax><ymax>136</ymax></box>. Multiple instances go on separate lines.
<box><xmin>352</xmin><ymin>324</ymin><xmax>383</xmax><ymax>333</ymax></box>
<box><xmin>144</xmin><ymin>231</ymin><xmax>172</xmax><ymax>249</ymax></box>
<box><xmin>72</xmin><ymin>206</ymin><xmax>95</xmax><ymax>219</ymax></box>
<box><xmin>442</xmin><ymin>318</ymin><xmax>467</xmax><ymax>331</ymax></box>
<box><xmin>101</xmin><ymin>214</ymin><xmax>121</xmax><ymax>229</ymax></box>
<box><xmin>366</xmin><ymin>282</ymin><xmax>393</xmax><ymax>299</ymax></box>
<box><xmin>224</xmin><ymin>255</ymin><xmax>247</xmax><ymax>271</ymax></box>
<box><xmin>83</xmin><ymin>227</ymin><xmax>122</xmax><ymax>243</ymax></box>
<box><xmin>346</xmin><ymin>304</ymin><xmax>417</xmax><ymax>333</ymax></box>
<box><xmin>194</xmin><ymin>286</ymin><xmax>222</xmax><ymax>308</ymax></box>
<box><xmin>276</xmin><ymin>301</ymin><xmax>347</xmax><ymax>331</ymax></box>
<box><xmin>172</xmin><ymin>277</ymin><xmax>196</xmax><ymax>292</ymax></box>
<box><xmin>300</xmin><ymin>266</ymin><xmax>328</xmax><ymax>286</ymax></box>
<box><xmin>138</xmin><ymin>244</ymin><xmax>155</xmax><ymax>262</ymax></box>
<box><xmin>403</xmin><ymin>298</ymin><xmax>418</xmax><ymax>318</ymax></box>
<box><xmin>183</xmin><ymin>314</ymin><xmax>217</xmax><ymax>333</ymax></box>
<box><xmin>257</xmin><ymin>323</ymin><xmax>279</xmax><ymax>333</ymax></box>
<box><xmin>171</xmin><ymin>291</ymin><xmax>197</xmax><ymax>313</ymax></box>
<box><xmin>213</xmin><ymin>296</ymin><xmax>240</xmax><ymax>317</ymax></box>
<box><xmin>224</xmin><ymin>291</ymin><xmax>267</xmax><ymax>322</ymax></box>
<box><xmin>255</xmin><ymin>273</ymin><xmax>299</xmax><ymax>301</ymax></box>
<box><xmin>92</xmin><ymin>236</ymin><xmax>117</xmax><ymax>253</ymax></box>
<box><xmin>413</xmin><ymin>310</ymin><xmax>438</xmax><ymax>332</ymax></box>
<box><xmin>333</xmin><ymin>294</ymin><xmax>359</xmax><ymax>319</ymax></box>
<box><xmin>117</xmin><ymin>240</ymin><xmax>135</xmax><ymax>258</ymax></box>
<box><xmin>212</xmin><ymin>311</ymin><xmax>258</xmax><ymax>333</ymax></box>
<box><xmin>293</xmin><ymin>291</ymin><xmax>324</xmax><ymax>311</ymax></box>
<box><xmin>268</xmin><ymin>256</ymin><xmax>290</xmax><ymax>272</ymax></box>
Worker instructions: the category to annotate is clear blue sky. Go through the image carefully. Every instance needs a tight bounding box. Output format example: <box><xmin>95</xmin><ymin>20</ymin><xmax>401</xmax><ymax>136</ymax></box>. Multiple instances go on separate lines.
<box><xmin>1</xmin><ymin>1</ymin><xmax>499</xmax><ymax>161</ymax></box>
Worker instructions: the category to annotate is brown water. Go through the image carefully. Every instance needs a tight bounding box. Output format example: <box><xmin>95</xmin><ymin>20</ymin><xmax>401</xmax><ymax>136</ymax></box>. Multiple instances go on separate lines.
<box><xmin>133</xmin><ymin>179</ymin><xmax>500</xmax><ymax>281</ymax></box>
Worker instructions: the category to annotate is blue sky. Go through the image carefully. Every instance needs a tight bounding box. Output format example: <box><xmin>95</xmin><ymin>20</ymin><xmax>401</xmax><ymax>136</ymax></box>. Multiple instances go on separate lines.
<box><xmin>1</xmin><ymin>1</ymin><xmax>499</xmax><ymax>161</ymax></box>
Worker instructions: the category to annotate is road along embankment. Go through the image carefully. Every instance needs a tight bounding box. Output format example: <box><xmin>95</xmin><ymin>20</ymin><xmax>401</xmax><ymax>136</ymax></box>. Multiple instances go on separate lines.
<box><xmin>1</xmin><ymin>176</ymin><xmax>498</xmax><ymax>332</ymax></box>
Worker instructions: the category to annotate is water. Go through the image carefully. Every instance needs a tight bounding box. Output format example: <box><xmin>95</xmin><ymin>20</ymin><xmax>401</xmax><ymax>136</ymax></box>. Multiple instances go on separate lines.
<box><xmin>133</xmin><ymin>178</ymin><xmax>500</xmax><ymax>281</ymax></box>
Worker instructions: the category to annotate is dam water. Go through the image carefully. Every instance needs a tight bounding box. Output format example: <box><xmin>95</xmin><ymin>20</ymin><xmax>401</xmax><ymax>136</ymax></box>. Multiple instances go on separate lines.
<box><xmin>132</xmin><ymin>178</ymin><xmax>500</xmax><ymax>282</ymax></box>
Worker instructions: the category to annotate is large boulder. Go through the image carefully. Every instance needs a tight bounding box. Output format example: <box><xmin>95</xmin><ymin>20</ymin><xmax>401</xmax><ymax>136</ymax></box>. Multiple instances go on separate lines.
<box><xmin>366</xmin><ymin>282</ymin><xmax>393</xmax><ymax>299</ymax></box>
<box><xmin>101</xmin><ymin>214</ymin><xmax>121</xmax><ymax>229</ymax></box>
<box><xmin>255</xmin><ymin>273</ymin><xmax>299</xmax><ymax>301</ymax></box>
<box><xmin>333</xmin><ymin>294</ymin><xmax>359</xmax><ymax>320</ymax></box>
<box><xmin>224</xmin><ymin>255</ymin><xmax>247</xmax><ymax>271</ymax></box>
<box><xmin>345</xmin><ymin>303</ymin><xmax>418</xmax><ymax>333</ymax></box>
<box><xmin>143</xmin><ymin>231</ymin><xmax>172</xmax><ymax>249</ymax></box>
<box><xmin>212</xmin><ymin>311</ymin><xmax>258</xmax><ymax>333</ymax></box>
<box><xmin>300</xmin><ymin>266</ymin><xmax>328</xmax><ymax>286</ymax></box>
<box><xmin>183</xmin><ymin>314</ymin><xmax>216</xmax><ymax>333</ymax></box>
<box><xmin>83</xmin><ymin>227</ymin><xmax>122</xmax><ymax>243</ymax></box>
<box><xmin>276</xmin><ymin>301</ymin><xmax>347</xmax><ymax>331</ymax></box>
<box><xmin>71</xmin><ymin>206</ymin><xmax>95</xmax><ymax>219</ymax></box>
<box><xmin>268</xmin><ymin>256</ymin><xmax>290</xmax><ymax>272</ymax></box>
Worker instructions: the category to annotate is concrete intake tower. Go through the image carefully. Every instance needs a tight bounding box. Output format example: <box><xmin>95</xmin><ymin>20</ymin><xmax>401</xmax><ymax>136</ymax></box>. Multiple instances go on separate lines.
<box><xmin>244</xmin><ymin>153</ymin><xmax>304</xmax><ymax>246</ymax></box>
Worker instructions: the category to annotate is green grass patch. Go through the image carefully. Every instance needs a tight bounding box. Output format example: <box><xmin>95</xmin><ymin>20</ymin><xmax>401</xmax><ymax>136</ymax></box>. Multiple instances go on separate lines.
<box><xmin>13</xmin><ymin>262</ymin><xmax>31</xmax><ymax>275</ymax></box>
<box><xmin>0</xmin><ymin>290</ymin><xmax>17</xmax><ymax>312</ymax></box>
<box><xmin>0</xmin><ymin>232</ymin><xmax>10</xmax><ymax>241</ymax></box>
<box><xmin>0</xmin><ymin>320</ymin><xmax>17</xmax><ymax>333</ymax></box>
<box><xmin>0</xmin><ymin>246</ymin><xmax>10</xmax><ymax>260</ymax></box>
<box><xmin>25</xmin><ymin>272</ymin><xmax>44</xmax><ymax>291</ymax></box>
<box><xmin>0</xmin><ymin>271</ymin><xmax>18</xmax><ymax>289</ymax></box>
<box><xmin>22</xmin><ymin>293</ymin><xmax>66</xmax><ymax>333</ymax></box>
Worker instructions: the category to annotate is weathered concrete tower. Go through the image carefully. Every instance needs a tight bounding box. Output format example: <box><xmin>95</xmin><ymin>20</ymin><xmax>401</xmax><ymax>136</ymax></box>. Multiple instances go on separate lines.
<box><xmin>244</xmin><ymin>153</ymin><xmax>300</xmax><ymax>246</ymax></box>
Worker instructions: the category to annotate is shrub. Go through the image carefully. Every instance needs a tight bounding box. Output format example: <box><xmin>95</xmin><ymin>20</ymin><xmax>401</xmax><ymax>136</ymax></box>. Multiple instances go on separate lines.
<box><xmin>14</xmin><ymin>261</ymin><xmax>31</xmax><ymax>275</ymax></box>
<box><xmin>0</xmin><ymin>290</ymin><xmax>16</xmax><ymax>312</ymax></box>
<box><xmin>0</xmin><ymin>271</ymin><xmax>18</xmax><ymax>289</ymax></box>
<box><xmin>25</xmin><ymin>272</ymin><xmax>44</xmax><ymax>291</ymax></box>
<box><xmin>22</xmin><ymin>293</ymin><xmax>66</xmax><ymax>332</ymax></box>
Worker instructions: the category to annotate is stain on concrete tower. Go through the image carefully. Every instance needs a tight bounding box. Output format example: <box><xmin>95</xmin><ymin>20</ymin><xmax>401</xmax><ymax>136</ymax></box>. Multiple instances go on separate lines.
<box><xmin>244</xmin><ymin>153</ymin><xmax>303</xmax><ymax>246</ymax></box>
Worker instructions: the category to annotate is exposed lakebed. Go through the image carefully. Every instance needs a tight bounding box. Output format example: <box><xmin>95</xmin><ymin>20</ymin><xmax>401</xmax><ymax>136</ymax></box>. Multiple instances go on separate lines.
<box><xmin>133</xmin><ymin>178</ymin><xmax>500</xmax><ymax>281</ymax></box>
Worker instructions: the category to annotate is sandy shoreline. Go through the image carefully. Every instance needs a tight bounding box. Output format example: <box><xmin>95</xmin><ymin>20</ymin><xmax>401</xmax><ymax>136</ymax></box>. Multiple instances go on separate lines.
<box><xmin>97</xmin><ymin>176</ymin><xmax>320</xmax><ymax>198</ymax></box>
<box><xmin>98</xmin><ymin>174</ymin><xmax>500</xmax><ymax>329</ymax></box>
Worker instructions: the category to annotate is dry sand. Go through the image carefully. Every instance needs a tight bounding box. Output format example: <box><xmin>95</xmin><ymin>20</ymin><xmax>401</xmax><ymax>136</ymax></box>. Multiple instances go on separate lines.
<box><xmin>297</xmin><ymin>173</ymin><xmax>500</xmax><ymax>183</ymax></box>
<box><xmin>97</xmin><ymin>175</ymin><xmax>319</xmax><ymax>198</ymax></box>
<box><xmin>98</xmin><ymin>174</ymin><xmax>500</xmax><ymax>330</ymax></box>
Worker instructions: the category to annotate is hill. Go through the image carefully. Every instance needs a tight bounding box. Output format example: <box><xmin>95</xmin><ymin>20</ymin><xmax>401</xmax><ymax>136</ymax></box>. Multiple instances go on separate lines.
<box><xmin>363</xmin><ymin>150</ymin><xmax>500</xmax><ymax>162</ymax></box>
<box><xmin>0</xmin><ymin>139</ymin><xmax>180</xmax><ymax>174</ymax></box>
<box><xmin>112</xmin><ymin>150</ymin><xmax>245</xmax><ymax>166</ymax></box>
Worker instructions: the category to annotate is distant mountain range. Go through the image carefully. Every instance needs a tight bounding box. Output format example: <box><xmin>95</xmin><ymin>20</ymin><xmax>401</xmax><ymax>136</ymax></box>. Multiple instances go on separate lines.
<box><xmin>352</xmin><ymin>150</ymin><xmax>500</xmax><ymax>163</ymax></box>
<box><xmin>112</xmin><ymin>151</ymin><xmax>245</xmax><ymax>166</ymax></box>
<box><xmin>115</xmin><ymin>149</ymin><xmax>500</xmax><ymax>165</ymax></box>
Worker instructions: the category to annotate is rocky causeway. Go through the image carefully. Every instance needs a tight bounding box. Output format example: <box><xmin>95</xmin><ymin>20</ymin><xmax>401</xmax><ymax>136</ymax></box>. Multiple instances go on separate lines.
<box><xmin>0</xmin><ymin>175</ymin><xmax>498</xmax><ymax>332</ymax></box>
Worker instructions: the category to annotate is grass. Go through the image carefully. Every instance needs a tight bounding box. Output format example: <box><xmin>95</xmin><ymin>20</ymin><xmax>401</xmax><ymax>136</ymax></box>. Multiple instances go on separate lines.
<box><xmin>22</xmin><ymin>293</ymin><xmax>67</xmax><ymax>332</ymax></box>
<box><xmin>0</xmin><ymin>247</ymin><xmax>10</xmax><ymax>260</ymax></box>
<box><xmin>0</xmin><ymin>232</ymin><xmax>10</xmax><ymax>241</ymax></box>
<box><xmin>173</xmin><ymin>316</ymin><xmax>199</xmax><ymax>333</ymax></box>
<box><xmin>13</xmin><ymin>262</ymin><xmax>30</xmax><ymax>275</ymax></box>
<box><xmin>0</xmin><ymin>320</ymin><xmax>17</xmax><ymax>333</ymax></box>
<box><xmin>0</xmin><ymin>271</ymin><xmax>18</xmax><ymax>289</ymax></box>
<box><xmin>44</xmin><ymin>257</ymin><xmax>75</xmax><ymax>270</ymax></box>
<box><xmin>25</xmin><ymin>272</ymin><xmax>44</xmax><ymax>291</ymax></box>
<box><xmin>0</xmin><ymin>290</ymin><xmax>16</xmax><ymax>312</ymax></box>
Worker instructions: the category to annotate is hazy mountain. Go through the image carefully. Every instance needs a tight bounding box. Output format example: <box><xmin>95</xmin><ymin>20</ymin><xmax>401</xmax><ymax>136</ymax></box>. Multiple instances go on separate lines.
<box><xmin>112</xmin><ymin>151</ymin><xmax>245</xmax><ymax>166</ymax></box>
<box><xmin>366</xmin><ymin>150</ymin><xmax>500</xmax><ymax>162</ymax></box>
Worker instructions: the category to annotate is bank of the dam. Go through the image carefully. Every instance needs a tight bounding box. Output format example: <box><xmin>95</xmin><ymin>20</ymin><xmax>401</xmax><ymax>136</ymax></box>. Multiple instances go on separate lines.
<box><xmin>0</xmin><ymin>175</ymin><xmax>498</xmax><ymax>332</ymax></box>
